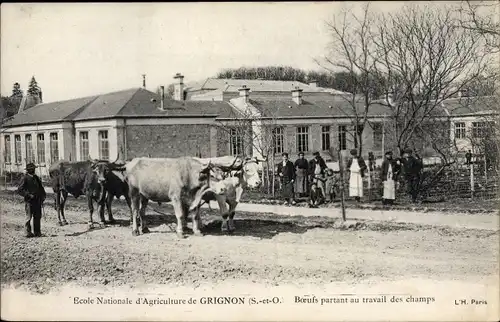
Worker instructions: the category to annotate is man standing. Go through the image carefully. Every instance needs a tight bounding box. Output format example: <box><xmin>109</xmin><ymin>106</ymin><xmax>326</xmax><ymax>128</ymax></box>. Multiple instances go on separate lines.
<box><xmin>277</xmin><ymin>153</ymin><xmax>296</xmax><ymax>205</ymax></box>
<box><xmin>380</xmin><ymin>151</ymin><xmax>400</xmax><ymax>205</ymax></box>
<box><xmin>347</xmin><ymin>149</ymin><xmax>367</xmax><ymax>202</ymax></box>
<box><xmin>294</xmin><ymin>152</ymin><xmax>309</xmax><ymax>200</ymax></box>
<box><xmin>465</xmin><ymin>150</ymin><xmax>472</xmax><ymax>165</ymax></box>
<box><xmin>309</xmin><ymin>152</ymin><xmax>328</xmax><ymax>205</ymax></box>
<box><xmin>401</xmin><ymin>148</ymin><xmax>422</xmax><ymax>203</ymax></box>
<box><xmin>17</xmin><ymin>163</ymin><xmax>46</xmax><ymax>238</ymax></box>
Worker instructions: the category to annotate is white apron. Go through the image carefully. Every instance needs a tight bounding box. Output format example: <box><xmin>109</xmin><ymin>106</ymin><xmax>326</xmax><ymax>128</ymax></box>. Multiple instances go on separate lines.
<box><xmin>349</xmin><ymin>159</ymin><xmax>363</xmax><ymax>197</ymax></box>
<box><xmin>383</xmin><ymin>163</ymin><xmax>396</xmax><ymax>200</ymax></box>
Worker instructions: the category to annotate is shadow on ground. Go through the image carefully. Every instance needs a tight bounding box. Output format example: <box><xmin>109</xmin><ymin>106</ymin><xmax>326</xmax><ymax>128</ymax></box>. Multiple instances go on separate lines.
<box><xmin>201</xmin><ymin>219</ymin><xmax>313</xmax><ymax>239</ymax></box>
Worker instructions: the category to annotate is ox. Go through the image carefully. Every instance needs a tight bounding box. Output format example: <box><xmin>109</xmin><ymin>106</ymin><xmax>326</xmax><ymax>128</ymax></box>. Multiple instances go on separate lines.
<box><xmin>125</xmin><ymin>157</ymin><xmax>227</xmax><ymax>237</ymax></box>
<box><xmin>192</xmin><ymin>156</ymin><xmax>264</xmax><ymax>233</ymax></box>
<box><xmin>48</xmin><ymin>156</ymin><xmax>128</xmax><ymax>228</ymax></box>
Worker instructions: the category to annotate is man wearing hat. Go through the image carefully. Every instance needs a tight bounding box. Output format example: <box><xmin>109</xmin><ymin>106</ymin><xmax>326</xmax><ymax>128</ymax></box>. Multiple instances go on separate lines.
<box><xmin>380</xmin><ymin>151</ymin><xmax>400</xmax><ymax>205</ymax></box>
<box><xmin>17</xmin><ymin>162</ymin><xmax>46</xmax><ymax>237</ymax></box>
<box><xmin>401</xmin><ymin>148</ymin><xmax>423</xmax><ymax>203</ymax></box>
<box><xmin>346</xmin><ymin>149</ymin><xmax>367</xmax><ymax>202</ymax></box>
<box><xmin>294</xmin><ymin>152</ymin><xmax>309</xmax><ymax>199</ymax></box>
<box><xmin>277</xmin><ymin>152</ymin><xmax>296</xmax><ymax>205</ymax></box>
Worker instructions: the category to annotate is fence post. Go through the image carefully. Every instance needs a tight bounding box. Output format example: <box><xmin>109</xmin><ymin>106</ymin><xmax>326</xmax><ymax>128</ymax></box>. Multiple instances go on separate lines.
<box><xmin>337</xmin><ymin>149</ymin><xmax>346</xmax><ymax>222</ymax></box>
<box><xmin>484</xmin><ymin>156</ymin><xmax>487</xmax><ymax>185</ymax></box>
<box><xmin>367</xmin><ymin>164</ymin><xmax>372</xmax><ymax>202</ymax></box>
<box><xmin>470</xmin><ymin>163</ymin><xmax>475</xmax><ymax>199</ymax></box>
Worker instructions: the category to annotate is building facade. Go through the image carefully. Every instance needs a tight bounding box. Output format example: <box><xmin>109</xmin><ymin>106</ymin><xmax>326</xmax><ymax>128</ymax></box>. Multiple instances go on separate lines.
<box><xmin>2</xmin><ymin>74</ymin><xmax>495</xmax><ymax>177</ymax></box>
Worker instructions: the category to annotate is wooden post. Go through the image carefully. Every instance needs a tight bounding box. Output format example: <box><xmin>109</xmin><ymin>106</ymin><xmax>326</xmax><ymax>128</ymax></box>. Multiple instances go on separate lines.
<box><xmin>484</xmin><ymin>154</ymin><xmax>488</xmax><ymax>184</ymax></box>
<box><xmin>367</xmin><ymin>162</ymin><xmax>372</xmax><ymax>202</ymax></box>
<box><xmin>337</xmin><ymin>149</ymin><xmax>346</xmax><ymax>221</ymax></box>
<box><xmin>470</xmin><ymin>162</ymin><xmax>475</xmax><ymax>199</ymax></box>
<box><xmin>271</xmin><ymin>153</ymin><xmax>275</xmax><ymax>197</ymax></box>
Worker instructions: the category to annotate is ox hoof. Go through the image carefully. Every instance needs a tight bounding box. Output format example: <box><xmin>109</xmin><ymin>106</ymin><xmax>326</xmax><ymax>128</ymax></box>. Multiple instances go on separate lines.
<box><xmin>108</xmin><ymin>219</ymin><xmax>116</xmax><ymax>225</ymax></box>
<box><xmin>141</xmin><ymin>227</ymin><xmax>150</xmax><ymax>234</ymax></box>
<box><xmin>193</xmin><ymin>230</ymin><xmax>203</xmax><ymax>237</ymax></box>
<box><xmin>132</xmin><ymin>230</ymin><xmax>140</xmax><ymax>236</ymax></box>
<box><xmin>176</xmin><ymin>232</ymin><xmax>187</xmax><ymax>239</ymax></box>
<box><xmin>62</xmin><ymin>221</ymin><xmax>69</xmax><ymax>226</ymax></box>
<box><xmin>58</xmin><ymin>222</ymin><xmax>64</xmax><ymax>226</ymax></box>
<box><xmin>99</xmin><ymin>221</ymin><xmax>106</xmax><ymax>227</ymax></box>
<box><xmin>87</xmin><ymin>223</ymin><xmax>95</xmax><ymax>230</ymax></box>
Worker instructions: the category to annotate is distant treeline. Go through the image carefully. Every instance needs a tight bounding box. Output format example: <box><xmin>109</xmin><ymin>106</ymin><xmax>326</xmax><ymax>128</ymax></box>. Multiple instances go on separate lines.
<box><xmin>215</xmin><ymin>66</ymin><xmax>384</xmax><ymax>95</ymax></box>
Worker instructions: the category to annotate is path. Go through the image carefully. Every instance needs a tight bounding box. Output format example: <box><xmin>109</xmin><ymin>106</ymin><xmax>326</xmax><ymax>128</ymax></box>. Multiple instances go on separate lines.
<box><xmin>2</xmin><ymin>186</ymin><xmax>498</xmax><ymax>231</ymax></box>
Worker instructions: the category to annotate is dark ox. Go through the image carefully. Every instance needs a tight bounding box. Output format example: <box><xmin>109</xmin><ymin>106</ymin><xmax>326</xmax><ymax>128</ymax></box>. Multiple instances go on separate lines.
<box><xmin>125</xmin><ymin>157</ymin><xmax>227</xmax><ymax>238</ymax></box>
<box><xmin>48</xmin><ymin>156</ymin><xmax>128</xmax><ymax>227</ymax></box>
<box><xmin>192</xmin><ymin>156</ymin><xmax>264</xmax><ymax>233</ymax></box>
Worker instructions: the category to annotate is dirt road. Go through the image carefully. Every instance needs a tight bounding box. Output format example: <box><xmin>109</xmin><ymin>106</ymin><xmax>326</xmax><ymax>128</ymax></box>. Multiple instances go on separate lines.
<box><xmin>1</xmin><ymin>192</ymin><xmax>498</xmax><ymax>289</ymax></box>
<box><xmin>1</xmin><ymin>192</ymin><xmax>499</xmax><ymax>320</ymax></box>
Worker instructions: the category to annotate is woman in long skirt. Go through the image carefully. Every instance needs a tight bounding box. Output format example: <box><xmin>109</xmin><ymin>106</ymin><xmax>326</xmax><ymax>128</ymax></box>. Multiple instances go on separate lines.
<box><xmin>347</xmin><ymin>149</ymin><xmax>367</xmax><ymax>202</ymax></box>
<box><xmin>294</xmin><ymin>152</ymin><xmax>309</xmax><ymax>199</ymax></box>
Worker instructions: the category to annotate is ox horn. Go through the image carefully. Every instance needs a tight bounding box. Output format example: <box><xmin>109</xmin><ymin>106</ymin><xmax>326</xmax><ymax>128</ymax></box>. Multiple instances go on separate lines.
<box><xmin>88</xmin><ymin>154</ymin><xmax>98</xmax><ymax>163</ymax></box>
<box><xmin>229</xmin><ymin>157</ymin><xmax>239</xmax><ymax>169</ymax></box>
<box><xmin>111</xmin><ymin>152</ymin><xmax>120</xmax><ymax>164</ymax></box>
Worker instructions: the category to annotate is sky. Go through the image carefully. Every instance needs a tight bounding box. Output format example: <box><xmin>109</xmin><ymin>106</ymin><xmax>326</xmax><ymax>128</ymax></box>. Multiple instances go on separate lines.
<box><xmin>1</xmin><ymin>1</ymin><xmax>461</xmax><ymax>103</ymax></box>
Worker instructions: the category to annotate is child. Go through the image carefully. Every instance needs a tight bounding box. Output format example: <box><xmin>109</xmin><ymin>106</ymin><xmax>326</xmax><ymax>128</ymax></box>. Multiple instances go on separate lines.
<box><xmin>308</xmin><ymin>181</ymin><xmax>321</xmax><ymax>208</ymax></box>
<box><xmin>324</xmin><ymin>168</ymin><xmax>339</xmax><ymax>202</ymax></box>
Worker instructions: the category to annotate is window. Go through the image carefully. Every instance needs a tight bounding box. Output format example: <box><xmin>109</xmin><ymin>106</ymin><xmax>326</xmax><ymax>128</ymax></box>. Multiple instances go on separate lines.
<box><xmin>37</xmin><ymin>134</ymin><xmax>45</xmax><ymax>164</ymax></box>
<box><xmin>373</xmin><ymin>123</ymin><xmax>383</xmax><ymax>150</ymax></box>
<box><xmin>98</xmin><ymin>130</ymin><xmax>109</xmax><ymax>160</ymax></box>
<box><xmin>338</xmin><ymin>125</ymin><xmax>347</xmax><ymax>150</ymax></box>
<box><xmin>454</xmin><ymin>122</ymin><xmax>466</xmax><ymax>139</ymax></box>
<box><xmin>4</xmin><ymin>136</ymin><xmax>11</xmax><ymax>163</ymax></box>
<box><xmin>272</xmin><ymin>127</ymin><xmax>284</xmax><ymax>154</ymax></box>
<box><xmin>50</xmin><ymin>132</ymin><xmax>59</xmax><ymax>163</ymax></box>
<box><xmin>296</xmin><ymin>126</ymin><xmax>309</xmax><ymax>152</ymax></box>
<box><xmin>321</xmin><ymin>126</ymin><xmax>331</xmax><ymax>151</ymax></box>
<box><xmin>79</xmin><ymin>132</ymin><xmax>89</xmax><ymax>161</ymax></box>
<box><xmin>25</xmin><ymin>134</ymin><xmax>35</xmax><ymax>163</ymax></box>
<box><xmin>229</xmin><ymin>128</ymin><xmax>243</xmax><ymax>156</ymax></box>
<box><xmin>14</xmin><ymin>135</ymin><xmax>22</xmax><ymax>164</ymax></box>
<box><xmin>472</xmin><ymin>122</ymin><xmax>485</xmax><ymax>138</ymax></box>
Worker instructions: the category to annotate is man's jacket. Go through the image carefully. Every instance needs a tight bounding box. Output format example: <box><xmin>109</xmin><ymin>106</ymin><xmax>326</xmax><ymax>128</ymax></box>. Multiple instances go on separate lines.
<box><xmin>17</xmin><ymin>174</ymin><xmax>46</xmax><ymax>203</ymax></box>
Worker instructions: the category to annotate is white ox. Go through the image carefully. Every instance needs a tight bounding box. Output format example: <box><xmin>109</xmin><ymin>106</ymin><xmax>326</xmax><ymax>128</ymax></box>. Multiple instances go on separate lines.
<box><xmin>125</xmin><ymin>157</ymin><xmax>227</xmax><ymax>238</ymax></box>
<box><xmin>192</xmin><ymin>156</ymin><xmax>264</xmax><ymax>233</ymax></box>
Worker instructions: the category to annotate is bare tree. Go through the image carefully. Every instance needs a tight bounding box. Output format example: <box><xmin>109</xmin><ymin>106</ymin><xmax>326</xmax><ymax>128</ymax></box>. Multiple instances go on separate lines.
<box><xmin>373</xmin><ymin>4</ymin><xmax>493</xmax><ymax>156</ymax></box>
<box><xmin>214</xmin><ymin>103</ymin><xmax>281</xmax><ymax>195</ymax></box>
<box><xmin>457</xmin><ymin>0</ymin><xmax>500</xmax><ymax>53</ymax></box>
<box><xmin>316</xmin><ymin>3</ymin><xmax>379</xmax><ymax>155</ymax></box>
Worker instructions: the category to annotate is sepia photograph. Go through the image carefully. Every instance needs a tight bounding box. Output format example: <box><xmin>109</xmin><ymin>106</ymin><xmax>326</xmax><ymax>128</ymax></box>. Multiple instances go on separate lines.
<box><xmin>1</xmin><ymin>1</ymin><xmax>499</xmax><ymax>321</ymax></box>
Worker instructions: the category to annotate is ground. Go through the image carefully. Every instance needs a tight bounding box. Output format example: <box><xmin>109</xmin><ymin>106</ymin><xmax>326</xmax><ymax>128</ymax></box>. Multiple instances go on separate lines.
<box><xmin>1</xmin><ymin>191</ymin><xmax>498</xmax><ymax>296</ymax></box>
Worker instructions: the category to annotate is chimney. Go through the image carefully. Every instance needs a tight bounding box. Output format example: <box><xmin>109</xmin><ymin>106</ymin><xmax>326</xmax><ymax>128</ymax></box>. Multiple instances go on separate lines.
<box><xmin>291</xmin><ymin>86</ymin><xmax>303</xmax><ymax>105</ymax></box>
<box><xmin>309</xmin><ymin>80</ymin><xmax>318</xmax><ymax>88</ymax></box>
<box><xmin>160</xmin><ymin>85</ymin><xmax>165</xmax><ymax>110</ymax></box>
<box><xmin>239</xmin><ymin>85</ymin><xmax>250</xmax><ymax>103</ymax></box>
<box><xmin>173</xmin><ymin>73</ymin><xmax>185</xmax><ymax>101</ymax></box>
<box><xmin>142</xmin><ymin>74</ymin><xmax>146</xmax><ymax>88</ymax></box>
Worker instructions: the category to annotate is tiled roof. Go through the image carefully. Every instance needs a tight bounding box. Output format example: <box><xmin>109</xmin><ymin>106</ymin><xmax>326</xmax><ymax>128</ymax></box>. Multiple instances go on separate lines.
<box><xmin>249</xmin><ymin>96</ymin><xmax>393</xmax><ymax>118</ymax></box>
<box><xmin>2</xmin><ymin>95</ymin><xmax>99</xmax><ymax>127</ymax></box>
<box><xmin>1</xmin><ymin>88</ymin><xmax>235</xmax><ymax>127</ymax></box>
<box><xmin>442</xmin><ymin>96</ymin><xmax>498</xmax><ymax>116</ymax></box>
<box><xmin>187</xmin><ymin>78</ymin><xmax>343</xmax><ymax>94</ymax></box>
<box><xmin>115</xmin><ymin>88</ymin><xmax>231</xmax><ymax>118</ymax></box>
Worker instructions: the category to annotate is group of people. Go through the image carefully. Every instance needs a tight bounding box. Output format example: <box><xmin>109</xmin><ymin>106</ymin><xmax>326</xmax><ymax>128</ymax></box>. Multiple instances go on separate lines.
<box><xmin>15</xmin><ymin>148</ymin><xmax>423</xmax><ymax>237</ymax></box>
<box><xmin>277</xmin><ymin>148</ymin><xmax>423</xmax><ymax>207</ymax></box>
